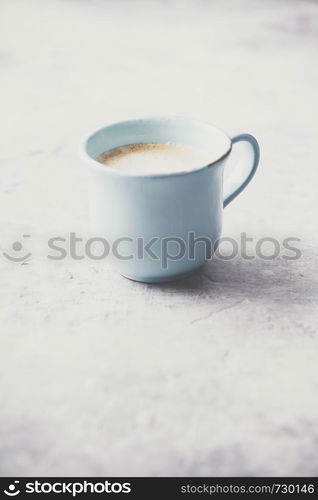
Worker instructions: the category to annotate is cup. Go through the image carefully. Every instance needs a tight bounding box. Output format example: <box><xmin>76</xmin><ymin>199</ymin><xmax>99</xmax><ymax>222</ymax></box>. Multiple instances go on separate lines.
<box><xmin>83</xmin><ymin>116</ymin><xmax>260</xmax><ymax>283</ymax></box>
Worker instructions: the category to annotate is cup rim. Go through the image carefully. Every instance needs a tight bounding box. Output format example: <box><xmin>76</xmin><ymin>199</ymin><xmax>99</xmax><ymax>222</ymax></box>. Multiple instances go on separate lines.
<box><xmin>81</xmin><ymin>115</ymin><xmax>232</xmax><ymax>179</ymax></box>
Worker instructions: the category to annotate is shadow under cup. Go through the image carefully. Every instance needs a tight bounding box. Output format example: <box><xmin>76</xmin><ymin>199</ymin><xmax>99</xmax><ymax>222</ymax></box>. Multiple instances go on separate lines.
<box><xmin>83</xmin><ymin>117</ymin><xmax>234</xmax><ymax>283</ymax></box>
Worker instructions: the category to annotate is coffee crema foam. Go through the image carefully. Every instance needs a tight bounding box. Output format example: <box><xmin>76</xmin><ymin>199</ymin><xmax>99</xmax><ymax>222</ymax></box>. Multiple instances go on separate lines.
<box><xmin>96</xmin><ymin>143</ymin><xmax>211</xmax><ymax>174</ymax></box>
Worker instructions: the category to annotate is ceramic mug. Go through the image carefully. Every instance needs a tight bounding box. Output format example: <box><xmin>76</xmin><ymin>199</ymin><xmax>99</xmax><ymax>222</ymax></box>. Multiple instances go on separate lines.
<box><xmin>83</xmin><ymin>117</ymin><xmax>260</xmax><ymax>283</ymax></box>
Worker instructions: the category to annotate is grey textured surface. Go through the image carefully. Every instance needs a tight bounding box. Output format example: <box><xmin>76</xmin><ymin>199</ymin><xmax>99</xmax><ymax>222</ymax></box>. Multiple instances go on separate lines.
<box><xmin>0</xmin><ymin>0</ymin><xmax>318</xmax><ymax>476</ymax></box>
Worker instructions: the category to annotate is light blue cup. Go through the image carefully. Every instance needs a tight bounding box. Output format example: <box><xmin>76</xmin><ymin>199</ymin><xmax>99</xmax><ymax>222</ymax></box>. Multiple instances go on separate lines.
<box><xmin>84</xmin><ymin>117</ymin><xmax>260</xmax><ymax>283</ymax></box>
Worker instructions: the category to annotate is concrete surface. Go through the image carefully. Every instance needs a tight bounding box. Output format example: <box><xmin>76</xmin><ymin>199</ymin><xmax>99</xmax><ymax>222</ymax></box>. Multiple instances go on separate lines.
<box><xmin>0</xmin><ymin>0</ymin><xmax>318</xmax><ymax>476</ymax></box>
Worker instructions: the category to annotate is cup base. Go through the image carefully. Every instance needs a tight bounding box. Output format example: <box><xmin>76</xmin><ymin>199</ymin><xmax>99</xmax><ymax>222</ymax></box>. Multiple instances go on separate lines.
<box><xmin>120</xmin><ymin>269</ymin><xmax>197</xmax><ymax>284</ymax></box>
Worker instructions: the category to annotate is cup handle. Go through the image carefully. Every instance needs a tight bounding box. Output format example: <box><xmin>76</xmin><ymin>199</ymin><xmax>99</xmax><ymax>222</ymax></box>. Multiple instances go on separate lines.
<box><xmin>223</xmin><ymin>133</ymin><xmax>260</xmax><ymax>208</ymax></box>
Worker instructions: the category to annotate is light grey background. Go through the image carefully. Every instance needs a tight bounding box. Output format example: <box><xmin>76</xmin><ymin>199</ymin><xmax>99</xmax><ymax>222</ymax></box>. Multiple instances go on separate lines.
<box><xmin>0</xmin><ymin>0</ymin><xmax>318</xmax><ymax>476</ymax></box>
